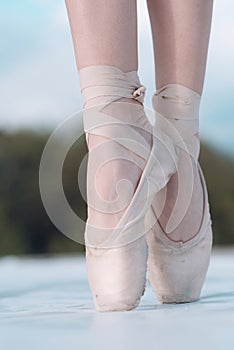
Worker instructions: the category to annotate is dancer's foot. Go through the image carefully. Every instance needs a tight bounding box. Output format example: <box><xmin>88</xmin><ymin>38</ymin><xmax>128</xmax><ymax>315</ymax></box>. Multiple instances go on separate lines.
<box><xmin>145</xmin><ymin>83</ymin><xmax>213</xmax><ymax>304</ymax></box>
<box><xmin>79</xmin><ymin>64</ymin><xmax>152</xmax><ymax>311</ymax></box>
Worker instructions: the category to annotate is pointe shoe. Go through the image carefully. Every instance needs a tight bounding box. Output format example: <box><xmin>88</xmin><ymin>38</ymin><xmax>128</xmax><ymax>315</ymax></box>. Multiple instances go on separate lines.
<box><xmin>145</xmin><ymin>83</ymin><xmax>213</xmax><ymax>304</ymax></box>
<box><xmin>79</xmin><ymin>65</ymin><xmax>154</xmax><ymax>312</ymax></box>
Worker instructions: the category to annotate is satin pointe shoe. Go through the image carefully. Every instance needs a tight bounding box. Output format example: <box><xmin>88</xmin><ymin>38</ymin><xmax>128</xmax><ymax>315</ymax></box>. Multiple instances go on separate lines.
<box><xmin>145</xmin><ymin>83</ymin><xmax>213</xmax><ymax>304</ymax></box>
<box><xmin>79</xmin><ymin>64</ymin><xmax>155</xmax><ymax>312</ymax></box>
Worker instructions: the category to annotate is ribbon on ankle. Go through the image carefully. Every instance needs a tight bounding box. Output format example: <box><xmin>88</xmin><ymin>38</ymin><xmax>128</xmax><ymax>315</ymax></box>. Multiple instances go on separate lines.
<box><xmin>152</xmin><ymin>83</ymin><xmax>201</xmax><ymax>162</ymax></box>
<box><xmin>152</xmin><ymin>83</ymin><xmax>202</xmax><ymax>234</ymax></box>
<box><xmin>79</xmin><ymin>65</ymin><xmax>146</xmax><ymax>109</ymax></box>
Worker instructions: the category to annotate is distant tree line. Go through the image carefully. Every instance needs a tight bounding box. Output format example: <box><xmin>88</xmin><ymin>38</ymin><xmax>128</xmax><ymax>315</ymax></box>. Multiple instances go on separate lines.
<box><xmin>0</xmin><ymin>129</ymin><xmax>233</xmax><ymax>255</ymax></box>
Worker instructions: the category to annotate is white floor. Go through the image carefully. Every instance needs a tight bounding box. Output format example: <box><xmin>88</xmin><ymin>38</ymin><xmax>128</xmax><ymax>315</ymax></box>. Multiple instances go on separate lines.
<box><xmin>1</xmin><ymin>249</ymin><xmax>234</xmax><ymax>350</ymax></box>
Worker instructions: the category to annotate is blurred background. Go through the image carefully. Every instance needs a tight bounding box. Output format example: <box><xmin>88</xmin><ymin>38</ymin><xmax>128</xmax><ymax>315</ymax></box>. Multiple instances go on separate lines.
<box><xmin>0</xmin><ymin>0</ymin><xmax>233</xmax><ymax>255</ymax></box>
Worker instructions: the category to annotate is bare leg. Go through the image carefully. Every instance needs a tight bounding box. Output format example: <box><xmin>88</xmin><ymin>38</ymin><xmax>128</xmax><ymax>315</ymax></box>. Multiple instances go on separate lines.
<box><xmin>65</xmin><ymin>0</ymin><xmax>141</xmax><ymax>111</ymax></box>
<box><xmin>147</xmin><ymin>0</ymin><xmax>214</xmax><ymax>241</ymax></box>
<box><xmin>65</xmin><ymin>0</ymin><xmax>138</xmax><ymax>73</ymax></box>
<box><xmin>147</xmin><ymin>0</ymin><xmax>213</xmax><ymax>95</ymax></box>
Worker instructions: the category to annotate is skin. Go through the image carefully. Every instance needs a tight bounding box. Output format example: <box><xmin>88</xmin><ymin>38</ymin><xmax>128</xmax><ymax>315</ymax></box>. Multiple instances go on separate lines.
<box><xmin>65</xmin><ymin>0</ymin><xmax>214</xmax><ymax>241</ymax></box>
<box><xmin>147</xmin><ymin>0</ymin><xmax>214</xmax><ymax>95</ymax></box>
<box><xmin>65</xmin><ymin>0</ymin><xmax>140</xmax><ymax>106</ymax></box>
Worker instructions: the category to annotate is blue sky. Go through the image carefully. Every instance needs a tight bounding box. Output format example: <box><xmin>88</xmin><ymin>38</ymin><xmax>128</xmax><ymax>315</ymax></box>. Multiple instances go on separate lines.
<box><xmin>0</xmin><ymin>0</ymin><xmax>233</xmax><ymax>157</ymax></box>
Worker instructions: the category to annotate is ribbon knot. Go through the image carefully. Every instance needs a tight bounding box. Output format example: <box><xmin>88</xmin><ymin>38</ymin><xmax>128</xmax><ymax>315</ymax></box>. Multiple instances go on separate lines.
<box><xmin>132</xmin><ymin>85</ymin><xmax>146</xmax><ymax>103</ymax></box>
